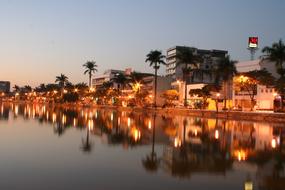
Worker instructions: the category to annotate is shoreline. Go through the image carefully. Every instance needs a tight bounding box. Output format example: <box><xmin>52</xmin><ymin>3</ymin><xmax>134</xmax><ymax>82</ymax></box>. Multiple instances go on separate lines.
<box><xmin>2</xmin><ymin>100</ymin><xmax>285</xmax><ymax>123</ymax></box>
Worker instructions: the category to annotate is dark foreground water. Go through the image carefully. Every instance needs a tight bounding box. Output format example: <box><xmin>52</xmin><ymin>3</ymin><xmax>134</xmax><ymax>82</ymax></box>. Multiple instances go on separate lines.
<box><xmin>0</xmin><ymin>103</ymin><xmax>284</xmax><ymax>190</ymax></box>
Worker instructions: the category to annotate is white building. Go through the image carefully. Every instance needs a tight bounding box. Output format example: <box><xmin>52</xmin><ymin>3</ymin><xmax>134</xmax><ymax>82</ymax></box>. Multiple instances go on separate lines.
<box><xmin>233</xmin><ymin>59</ymin><xmax>277</xmax><ymax>110</ymax></box>
<box><xmin>92</xmin><ymin>69</ymin><xmax>128</xmax><ymax>89</ymax></box>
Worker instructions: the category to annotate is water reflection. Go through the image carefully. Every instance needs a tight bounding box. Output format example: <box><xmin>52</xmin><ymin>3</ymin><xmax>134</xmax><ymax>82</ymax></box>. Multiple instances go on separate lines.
<box><xmin>0</xmin><ymin>102</ymin><xmax>285</xmax><ymax>189</ymax></box>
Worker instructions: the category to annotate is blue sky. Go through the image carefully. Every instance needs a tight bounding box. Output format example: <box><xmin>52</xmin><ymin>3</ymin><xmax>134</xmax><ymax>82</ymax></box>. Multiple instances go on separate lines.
<box><xmin>0</xmin><ymin>0</ymin><xmax>284</xmax><ymax>86</ymax></box>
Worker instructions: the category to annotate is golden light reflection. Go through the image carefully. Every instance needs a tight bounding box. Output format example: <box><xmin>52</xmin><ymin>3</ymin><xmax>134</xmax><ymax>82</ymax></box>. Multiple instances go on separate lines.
<box><xmin>73</xmin><ymin>118</ymin><xmax>77</xmax><ymax>127</ymax></box>
<box><xmin>127</xmin><ymin>117</ymin><xmax>131</xmax><ymax>127</ymax></box>
<box><xmin>148</xmin><ymin>119</ymin><xmax>152</xmax><ymax>129</ymax></box>
<box><xmin>194</xmin><ymin>129</ymin><xmax>198</xmax><ymax>136</ymax></box>
<box><xmin>131</xmin><ymin>128</ymin><xmax>141</xmax><ymax>142</ymax></box>
<box><xmin>234</xmin><ymin>149</ymin><xmax>247</xmax><ymax>161</ymax></box>
<box><xmin>215</xmin><ymin>129</ymin><xmax>219</xmax><ymax>139</ymax></box>
<box><xmin>110</xmin><ymin>113</ymin><xmax>113</xmax><ymax>121</ymax></box>
<box><xmin>88</xmin><ymin>119</ymin><xmax>93</xmax><ymax>130</ymax></box>
<box><xmin>174</xmin><ymin>137</ymin><xmax>182</xmax><ymax>148</ymax></box>
<box><xmin>62</xmin><ymin>114</ymin><xmax>66</xmax><ymax>124</ymax></box>
<box><xmin>52</xmin><ymin>113</ymin><xmax>56</xmax><ymax>123</ymax></box>
<box><xmin>15</xmin><ymin>105</ymin><xmax>18</xmax><ymax>116</ymax></box>
<box><xmin>118</xmin><ymin>117</ymin><xmax>121</xmax><ymax>125</ymax></box>
<box><xmin>271</xmin><ymin>139</ymin><xmax>277</xmax><ymax>149</ymax></box>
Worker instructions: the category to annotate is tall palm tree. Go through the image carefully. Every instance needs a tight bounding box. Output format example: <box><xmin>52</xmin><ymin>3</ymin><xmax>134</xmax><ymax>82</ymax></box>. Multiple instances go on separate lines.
<box><xmin>145</xmin><ymin>50</ymin><xmax>166</xmax><ymax>107</ymax></box>
<box><xmin>83</xmin><ymin>61</ymin><xmax>98</xmax><ymax>87</ymax></box>
<box><xmin>55</xmin><ymin>74</ymin><xmax>69</xmax><ymax>89</ymax></box>
<box><xmin>262</xmin><ymin>39</ymin><xmax>285</xmax><ymax>77</ymax></box>
<box><xmin>262</xmin><ymin>39</ymin><xmax>285</xmax><ymax>111</ymax></box>
<box><xmin>175</xmin><ymin>48</ymin><xmax>201</xmax><ymax>107</ymax></box>
<box><xmin>214</xmin><ymin>55</ymin><xmax>237</xmax><ymax>110</ymax></box>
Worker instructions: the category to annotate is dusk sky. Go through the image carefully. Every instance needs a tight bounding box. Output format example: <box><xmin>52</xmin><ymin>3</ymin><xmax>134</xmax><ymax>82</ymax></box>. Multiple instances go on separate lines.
<box><xmin>0</xmin><ymin>0</ymin><xmax>284</xmax><ymax>87</ymax></box>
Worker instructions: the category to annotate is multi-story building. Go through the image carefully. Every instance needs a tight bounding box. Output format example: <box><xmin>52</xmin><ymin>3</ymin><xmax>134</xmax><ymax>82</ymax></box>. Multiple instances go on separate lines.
<box><xmin>92</xmin><ymin>69</ymin><xmax>126</xmax><ymax>89</ymax></box>
<box><xmin>166</xmin><ymin>46</ymin><xmax>228</xmax><ymax>82</ymax></box>
<box><xmin>0</xmin><ymin>81</ymin><xmax>10</xmax><ymax>93</ymax></box>
<box><xmin>141</xmin><ymin>75</ymin><xmax>172</xmax><ymax>106</ymax></box>
<box><xmin>167</xmin><ymin>46</ymin><xmax>228</xmax><ymax>107</ymax></box>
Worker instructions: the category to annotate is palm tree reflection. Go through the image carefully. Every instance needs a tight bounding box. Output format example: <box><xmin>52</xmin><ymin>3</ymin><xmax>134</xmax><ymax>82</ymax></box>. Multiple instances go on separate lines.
<box><xmin>142</xmin><ymin>114</ymin><xmax>159</xmax><ymax>172</ymax></box>
<box><xmin>81</xmin><ymin>123</ymin><xmax>93</xmax><ymax>153</ymax></box>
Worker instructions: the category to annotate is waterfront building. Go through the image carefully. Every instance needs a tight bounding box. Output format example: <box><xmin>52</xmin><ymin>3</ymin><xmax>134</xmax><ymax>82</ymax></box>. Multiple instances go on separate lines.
<box><xmin>167</xmin><ymin>46</ymin><xmax>228</xmax><ymax>108</ymax></box>
<box><xmin>166</xmin><ymin>46</ymin><xmax>228</xmax><ymax>81</ymax></box>
<box><xmin>140</xmin><ymin>75</ymin><xmax>172</xmax><ymax>106</ymax></box>
<box><xmin>92</xmin><ymin>69</ymin><xmax>125</xmax><ymax>89</ymax></box>
<box><xmin>0</xmin><ymin>81</ymin><xmax>10</xmax><ymax>93</ymax></box>
<box><xmin>233</xmin><ymin>59</ymin><xmax>278</xmax><ymax>111</ymax></box>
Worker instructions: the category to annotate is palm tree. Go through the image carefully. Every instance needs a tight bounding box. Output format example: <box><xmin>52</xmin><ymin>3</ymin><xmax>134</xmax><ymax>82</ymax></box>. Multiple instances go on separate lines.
<box><xmin>262</xmin><ymin>39</ymin><xmax>285</xmax><ymax>77</ymax></box>
<box><xmin>111</xmin><ymin>73</ymin><xmax>129</xmax><ymax>90</ymax></box>
<box><xmin>13</xmin><ymin>85</ymin><xmax>20</xmax><ymax>92</ymax></box>
<box><xmin>83</xmin><ymin>61</ymin><xmax>98</xmax><ymax>87</ymax></box>
<box><xmin>55</xmin><ymin>74</ymin><xmax>69</xmax><ymax>89</ymax></box>
<box><xmin>175</xmin><ymin>48</ymin><xmax>201</xmax><ymax>107</ymax></box>
<box><xmin>214</xmin><ymin>55</ymin><xmax>237</xmax><ymax>110</ymax></box>
<box><xmin>23</xmin><ymin>85</ymin><xmax>32</xmax><ymax>92</ymax></box>
<box><xmin>262</xmin><ymin>39</ymin><xmax>285</xmax><ymax>111</ymax></box>
<box><xmin>145</xmin><ymin>50</ymin><xmax>166</xmax><ymax>107</ymax></box>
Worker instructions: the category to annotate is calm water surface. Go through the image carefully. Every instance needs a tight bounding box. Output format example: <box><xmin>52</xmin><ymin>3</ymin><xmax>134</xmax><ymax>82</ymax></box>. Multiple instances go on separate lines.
<box><xmin>0</xmin><ymin>103</ymin><xmax>284</xmax><ymax>190</ymax></box>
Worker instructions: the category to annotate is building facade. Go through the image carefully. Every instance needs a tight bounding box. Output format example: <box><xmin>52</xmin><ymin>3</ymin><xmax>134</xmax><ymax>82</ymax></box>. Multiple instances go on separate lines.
<box><xmin>233</xmin><ymin>59</ymin><xmax>278</xmax><ymax>110</ymax></box>
<box><xmin>141</xmin><ymin>75</ymin><xmax>172</xmax><ymax>106</ymax></box>
<box><xmin>0</xmin><ymin>81</ymin><xmax>10</xmax><ymax>93</ymax></box>
<box><xmin>166</xmin><ymin>46</ymin><xmax>228</xmax><ymax>82</ymax></box>
<box><xmin>167</xmin><ymin>46</ymin><xmax>228</xmax><ymax>108</ymax></box>
<box><xmin>92</xmin><ymin>69</ymin><xmax>125</xmax><ymax>89</ymax></box>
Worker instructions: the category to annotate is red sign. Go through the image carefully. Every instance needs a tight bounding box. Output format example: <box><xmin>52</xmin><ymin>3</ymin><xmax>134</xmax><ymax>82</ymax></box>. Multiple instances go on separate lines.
<box><xmin>248</xmin><ymin>37</ymin><xmax>258</xmax><ymax>48</ymax></box>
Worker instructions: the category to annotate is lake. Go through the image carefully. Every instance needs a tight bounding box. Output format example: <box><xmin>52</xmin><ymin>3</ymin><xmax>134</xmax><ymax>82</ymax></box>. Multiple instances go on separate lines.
<box><xmin>0</xmin><ymin>102</ymin><xmax>284</xmax><ymax>190</ymax></box>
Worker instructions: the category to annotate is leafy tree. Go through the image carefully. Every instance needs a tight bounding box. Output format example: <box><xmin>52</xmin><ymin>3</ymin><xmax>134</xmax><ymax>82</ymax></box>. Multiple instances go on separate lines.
<box><xmin>146</xmin><ymin>50</ymin><xmax>166</xmax><ymax>107</ymax></box>
<box><xmin>161</xmin><ymin>90</ymin><xmax>179</xmax><ymax>107</ymax></box>
<box><xmin>234</xmin><ymin>69</ymin><xmax>275</xmax><ymax>111</ymax></box>
<box><xmin>189</xmin><ymin>84</ymin><xmax>220</xmax><ymax>109</ymax></box>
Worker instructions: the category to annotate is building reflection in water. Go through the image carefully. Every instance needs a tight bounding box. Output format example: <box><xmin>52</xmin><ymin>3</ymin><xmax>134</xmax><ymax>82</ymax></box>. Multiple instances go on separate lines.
<box><xmin>0</xmin><ymin>102</ymin><xmax>284</xmax><ymax>189</ymax></box>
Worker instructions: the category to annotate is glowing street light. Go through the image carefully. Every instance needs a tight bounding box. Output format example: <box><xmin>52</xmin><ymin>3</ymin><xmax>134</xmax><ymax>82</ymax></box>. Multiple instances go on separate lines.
<box><xmin>89</xmin><ymin>87</ymin><xmax>95</xmax><ymax>92</ymax></box>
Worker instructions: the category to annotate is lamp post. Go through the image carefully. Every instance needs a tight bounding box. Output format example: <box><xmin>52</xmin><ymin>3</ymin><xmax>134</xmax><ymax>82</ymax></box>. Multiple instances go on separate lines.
<box><xmin>216</xmin><ymin>93</ymin><xmax>220</xmax><ymax>113</ymax></box>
